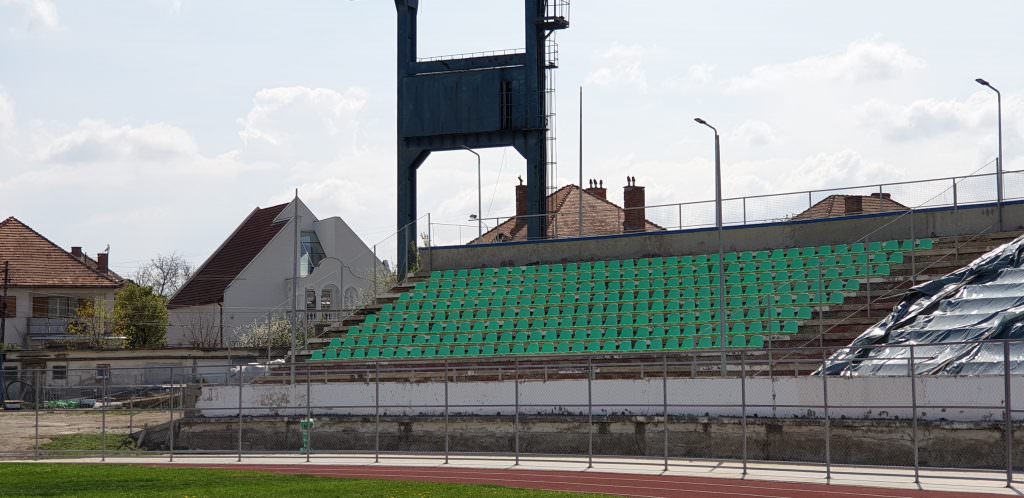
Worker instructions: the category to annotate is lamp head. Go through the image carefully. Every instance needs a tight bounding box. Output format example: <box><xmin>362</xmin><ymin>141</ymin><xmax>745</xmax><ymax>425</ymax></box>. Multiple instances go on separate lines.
<box><xmin>976</xmin><ymin>78</ymin><xmax>990</xmax><ymax>87</ymax></box>
<box><xmin>694</xmin><ymin>118</ymin><xmax>707</xmax><ymax>125</ymax></box>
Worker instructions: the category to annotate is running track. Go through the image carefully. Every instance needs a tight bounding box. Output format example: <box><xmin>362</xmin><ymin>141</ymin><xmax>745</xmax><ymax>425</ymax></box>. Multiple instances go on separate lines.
<box><xmin>149</xmin><ymin>463</ymin><xmax>1006</xmax><ymax>497</ymax></box>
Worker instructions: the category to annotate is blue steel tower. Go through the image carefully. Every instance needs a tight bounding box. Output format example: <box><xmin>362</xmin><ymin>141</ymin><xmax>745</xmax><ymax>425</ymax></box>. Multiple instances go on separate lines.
<box><xmin>394</xmin><ymin>1</ymin><xmax>569</xmax><ymax>277</ymax></box>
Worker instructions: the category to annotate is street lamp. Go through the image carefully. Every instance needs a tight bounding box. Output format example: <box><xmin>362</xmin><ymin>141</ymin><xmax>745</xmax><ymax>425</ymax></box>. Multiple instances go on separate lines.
<box><xmin>976</xmin><ymin>78</ymin><xmax>1004</xmax><ymax>231</ymax></box>
<box><xmin>695</xmin><ymin>117</ymin><xmax>728</xmax><ymax>376</ymax></box>
<box><xmin>461</xmin><ymin>146</ymin><xmax>483</xmax><ymax>238</ymax></box>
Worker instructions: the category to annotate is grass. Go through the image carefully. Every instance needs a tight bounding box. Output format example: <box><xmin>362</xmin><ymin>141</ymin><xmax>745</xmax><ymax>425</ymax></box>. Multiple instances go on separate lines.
<box><xmin>0</xmin><ymin>464</ymin><xmax>602</xmax><ymax>498</ymax></box>
<box><xmin>40</xmin><ymin>434</ymin><xmax>137</xmax><ymax>452</ymax></box>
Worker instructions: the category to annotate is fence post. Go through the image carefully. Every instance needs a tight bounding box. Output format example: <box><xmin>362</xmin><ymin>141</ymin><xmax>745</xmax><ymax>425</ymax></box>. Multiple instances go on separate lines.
<box><xmin>910</xmin><ymin>345</ymin><xmax>919</xmax><ymax>483</ymax></box>
<box><xmin>169</xmin><ymin>366</ymin><xmax>174</xmax><ymax>463</ymax></box>
<box><xmin>952</xmin><ymin>177</ymin><xmax>958</xmax><ymax>210</ymax></box>
<box><xmin>1005</xmin><ymin>340</ymin><xmax>1013</xmax><ymax>487</ymax></box>
<box><xmin>514</xmin><ymin>359</ymin><xmax>520</xmax><ymax>466</ymax></box>
<box><xmin>128</xmin><ymin>383</ymin><xmax>134</xmax><ymax>439</ymax></box>
<box><xmin>305</xmin><ymin>362</ymin><xmax>311</xmax><ymax>463</ymax></box>
<box><xmin>740</xmin><ymin>349</ymin><xmax>747</xmax><ymax>476</ymax></box>
<box><xmin>374</xmin><ymin>362</ymin><xmax>380</xmax><ymax>464</ymax></box>
<box><xmin>864</xmin><ymin>249</ymin><xmax>872</xmax><ymax>319</ymax></box>
<box><xmin>910</xmin><ymin>208</ymin><xmax>917</xmax><ymax>286</ymax></box>
<box><xmin>237</xmin><ymin>367</ymin><xmax>243</xmax><ymax>462</ymax></box>
<box><xmin>742</xmin><ymin>197</ymin><xmax>747</xmax><ymax>225</ymax></box>
<box><xmin>587</xmin><ymin>357</ymin><xmax>593</xmax><ymax>469</ymax></box>
<box><xmin>817</xmin><ymin>260</ymin><xmax>824</xmax><ymax>347</ymax></box>
<box><xmin>822</xmin><ymin>351</ymin><xmax>830</xmax><ymax>481</ymax></box>
<box><xmin>677</xmin><ymin>204</ymin><xmax>682</xmax><ymax>230</ymax></box>
<box><xmin>34</xmin><ymin>369</ymin><xmax>40</xmax><ymax>461</ymax></box>
<box><xmin>101</xmin><ymin>374</ymin><xmax>107</xmax><ymax>462</ymax></box>
<box><xmin>444</xmin><ymin>360</ymin><xmax>449</xmax><ymax>465</ymax></box>
<box><xmin>663</xmin><ymin>354</ymin><xmax>669</xmax><ymax>472</ymax></box>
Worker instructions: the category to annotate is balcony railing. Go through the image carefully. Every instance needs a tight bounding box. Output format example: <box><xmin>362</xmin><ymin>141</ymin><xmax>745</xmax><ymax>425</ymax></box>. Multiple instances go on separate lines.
<box><xmin>27</xmin><ymin>317</ymin><xmax>73</xmax><ymax>340</ymax></box>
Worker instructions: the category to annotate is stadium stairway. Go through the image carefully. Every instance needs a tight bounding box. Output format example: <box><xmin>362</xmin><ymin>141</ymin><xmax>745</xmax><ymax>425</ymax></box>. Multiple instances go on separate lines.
<box><xmin>274</xmin><ymin>229</ymin><xmax>1024</xmax><ymax>381</ymax></box>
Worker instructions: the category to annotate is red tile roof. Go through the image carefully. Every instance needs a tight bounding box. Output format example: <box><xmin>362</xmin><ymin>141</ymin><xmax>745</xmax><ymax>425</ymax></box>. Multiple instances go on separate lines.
<box><xmin>0</xmin><ymin>217</ymin><xmax>122</xmax><ymax>288</ymax></box>
<box><xmin>168</xmin><ymin>203</ymin><xmax>289</xmax><ymax>308</ymax></box>
<box><xmin>471</xmin><ymin>185</ymin><xmax>663</xmax><ymax>244</ymax></box>
<box><xmin>793</xmin><ymin>194</ymin><xmax>909</xmax><ymax>221</ymax></box>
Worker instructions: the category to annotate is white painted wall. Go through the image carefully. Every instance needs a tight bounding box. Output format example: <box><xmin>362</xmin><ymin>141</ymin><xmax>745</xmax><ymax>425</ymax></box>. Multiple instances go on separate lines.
<box><xmin>166</xmin><ymin>198</ymin><xmax>380</xmax><ymax>346</ymax></box>
<box><xmin>197</xmin><ymin>375</ymin><xmax>1023</xmax><ymax>422</ymax></box>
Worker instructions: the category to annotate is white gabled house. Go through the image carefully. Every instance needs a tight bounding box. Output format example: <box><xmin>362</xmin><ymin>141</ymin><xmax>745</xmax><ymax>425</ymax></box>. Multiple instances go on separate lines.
<box><xmin>167</xmin><ymin>197</ymin><xmax>382</xmax><ymax>347</ymax></box>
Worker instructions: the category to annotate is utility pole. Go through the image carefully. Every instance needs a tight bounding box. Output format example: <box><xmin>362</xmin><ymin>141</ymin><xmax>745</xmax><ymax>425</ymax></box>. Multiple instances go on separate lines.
<box><xmin>1</xmin><ymin>261</ymin><xmax>9</xmax><ymax>406</ymax></box>
<box><xmin>291</xmin><ymin>189</ymin><xmax>299</xmax><ymax>384</ymax></box>
<box><xmin>578</xmin><ymin>86</ymin><xmax>584</xmax><ymax>237</ymax></box>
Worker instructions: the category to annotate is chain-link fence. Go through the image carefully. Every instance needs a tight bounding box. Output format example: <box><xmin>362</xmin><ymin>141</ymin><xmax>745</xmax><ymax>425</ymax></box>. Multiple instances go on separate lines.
<box><xmin>2</xmin><ymin>341</ymin><xmax>1022</xmax><ymax>486</ymax></box>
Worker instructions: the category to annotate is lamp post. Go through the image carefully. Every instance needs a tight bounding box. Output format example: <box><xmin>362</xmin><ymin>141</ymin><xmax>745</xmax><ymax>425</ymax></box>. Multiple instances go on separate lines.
<box><xmin>695</xmin><ymin>117</ymin><xmax>728</xmax><ymax>376</ymax></box>
<box><xmin>976</xmin><ymin>78</ymin><xmax>1004</xmax><ymax>231</ymax></box>
<box><xmin>461</xmin><ymin>146</ymin><xmax>483</xmax><ymax>238</ymax></box>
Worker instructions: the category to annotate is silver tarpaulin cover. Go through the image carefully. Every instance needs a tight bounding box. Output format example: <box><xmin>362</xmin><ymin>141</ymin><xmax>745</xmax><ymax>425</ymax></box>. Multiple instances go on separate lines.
<box><xmin>823</xmin><ymin>234</ymin><xmax>1024</xmax><ymax>376</ymax></box>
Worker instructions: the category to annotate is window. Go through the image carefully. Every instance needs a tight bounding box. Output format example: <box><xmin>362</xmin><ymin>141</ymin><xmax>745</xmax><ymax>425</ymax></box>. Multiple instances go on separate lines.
<box><xmin>305</xmin><ymin>289</ymin><xmax>317</xmax><ymax>310</ymax></box>
<box><xmin>0</xmin><ymin>296</ymin><xmax>14</xmax><ymax>318</ymax></box>
<box><xmin>344</xmin><ymin>287</ymin><xmax>359</xmax><ymax>310</ymax></box>
<box><xmin>320</xmin><ymin>288</ymin><xmax>333</xmax><ymax>310</ymax></box>
<box><xmin>2</xmin><ymin>365</ymin><xmax>17</xmax><ymax>382</ymax></box>
<box><xmin>52</xmin><ymin>365</ymin><xmax>67</xmax><ymax>381</ymax></box>
<box><xmin>95</xmin><ymin>364</ymin><xmax>110</xmax><ymax>380</ymax></box>
<box><xmin>33</xmin><ymin>296</ymin><xmax>78</xmax><ymax>318</ymax></box>
<box><xmin>49</xmin><ymin>296</ymin><xmax>76</xmax><ymax>318</ymax></box>
<box><xmin>299</xmin><ymin>231</ymin><xmax>326</xmax><ymax>277</ymax></box>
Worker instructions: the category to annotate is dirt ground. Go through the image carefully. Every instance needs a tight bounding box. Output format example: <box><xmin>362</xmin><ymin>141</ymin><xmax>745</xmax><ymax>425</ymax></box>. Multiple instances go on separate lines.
<box><xmin>0</xmin><ymin>410</ymin><xmax>168</xmax><ymax>454</ymax></box>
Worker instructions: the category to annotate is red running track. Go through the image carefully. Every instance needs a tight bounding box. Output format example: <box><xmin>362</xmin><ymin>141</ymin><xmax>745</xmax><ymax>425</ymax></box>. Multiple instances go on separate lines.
<box><xmin>148</xmin><ymin>463</ymin><xmax>1005</xmax><ymax>498</ymax></box>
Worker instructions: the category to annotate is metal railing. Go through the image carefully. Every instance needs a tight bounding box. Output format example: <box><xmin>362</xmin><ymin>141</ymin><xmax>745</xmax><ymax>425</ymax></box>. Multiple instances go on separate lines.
<box><xmin>426</xmin><ymin>166</ymin><xmax>1019</xmax><ymax>247</ymax></box>
<box><xmin>1</xmin><ymin>340</ymin><xmax>1021</xmax><ymax>487</ymax></box>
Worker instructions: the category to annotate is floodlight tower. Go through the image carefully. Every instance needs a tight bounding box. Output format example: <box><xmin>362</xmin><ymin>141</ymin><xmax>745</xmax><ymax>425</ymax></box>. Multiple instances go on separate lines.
<box><xmin>394</xmin><ymin>1</ymin><xmax>570</xmax><ymax>277</ymax></box>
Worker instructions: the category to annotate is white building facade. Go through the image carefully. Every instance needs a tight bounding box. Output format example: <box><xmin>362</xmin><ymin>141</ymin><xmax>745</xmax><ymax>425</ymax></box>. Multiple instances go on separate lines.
<box><xmin>167</xmin><ymin>198</ymin><xmax>381</xmax><ymax>347</ymax></box>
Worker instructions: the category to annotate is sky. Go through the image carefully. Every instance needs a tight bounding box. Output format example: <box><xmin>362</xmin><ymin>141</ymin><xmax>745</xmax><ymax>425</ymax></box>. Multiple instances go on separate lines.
<box><xmin>0</xmin><ymin>0</ymin><xmax>1022</xmax><ymax>277</ymax></box>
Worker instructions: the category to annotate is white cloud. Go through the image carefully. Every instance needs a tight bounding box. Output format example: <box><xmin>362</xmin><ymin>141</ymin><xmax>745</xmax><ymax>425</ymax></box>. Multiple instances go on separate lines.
<box><xmin>0</xmin><ymin>91</ymin><xmax>14</xmax><ymax>137</ymax></box>
<box><xmin>237</xmin><ymin>86</ymin><xmax>370</xmax><ymax>163</ymax></box>
<box><xmin>735</xmin><ymin>119</ymin><xmax>776</xmax><ymax>147</ymax></box>
<box><xmin>43</xmin><ymin>120</ymin><xmax>200</xmax><ymax>163</ymax></box>
<box><xmin>1</xmin><ymin>0</ymin><xmax>59</xmax><ymax>31</ymax></box>
<box><xmin>585</xmin><ymin>43</ymin><xmax>651</xmax><ymax>92</ymax></box>
<box><xmin>859</xmin><ymin>91</ymin><xmax>1023</xmax><ymax>144</ymax></box>
<box><xmin>727</xmin><ymin>37</ymin><xmax>925</xmax><ymax>93</ymax></box>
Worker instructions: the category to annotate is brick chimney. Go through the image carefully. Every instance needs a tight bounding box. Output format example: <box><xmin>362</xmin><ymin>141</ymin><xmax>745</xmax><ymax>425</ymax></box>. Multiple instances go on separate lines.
<box><xmin>844</xmin><ymin>196</ymin><xmax>863</xmax><ymax>215</ymax></box>
<box><xmin>71</xmin><ymin>246</ymin><xmax>82</xmax><ymax>259</ymax></box>
<box><xmin>97</xmin><ymin>253</ymin><xmax>109</xmax><ymax>273</ymax></box>
<box><xmin>515</xmin><ymin>177</ymin><xmax>528</xmax><ymax>223</ymax></box>
<box><xmin>622</xmin><ymin>176</ymin><xmax>646</xmax><ymax>232</ymax></box>
<box><xmin>584</xmin><ymin>179</ymin><xmax>607</xmax><ymax>200</ymax></box>
<box><xmin>870</xmin><ymin>192</ymin><xmax>892</xmax><ymax>200</ymax></box>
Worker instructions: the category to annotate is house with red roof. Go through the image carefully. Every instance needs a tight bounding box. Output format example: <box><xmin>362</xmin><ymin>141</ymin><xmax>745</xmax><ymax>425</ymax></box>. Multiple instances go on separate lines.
<box><xmin>166</xmin><ymin>197</ymin><xmax>381</xmax><ymax>347</ymax></box>
<box><xmin>0</xmin><ymin>217</ymin><xmax>124</xmax><ymax>348</ymax></box>
<box><xmin>470</xmin><ymin>178</ymin><xmax>663</xmax><ymax>244</ymax></box>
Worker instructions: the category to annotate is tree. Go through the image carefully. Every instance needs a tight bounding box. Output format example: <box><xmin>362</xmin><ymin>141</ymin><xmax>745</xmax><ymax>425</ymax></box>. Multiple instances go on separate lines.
<box><xmin>68</xmin><ymin>298</ymin><xmax>116</xmax><ymax>348</ymax></box>
<box><xmin>134</xmin><ymin>252</ymin><xmax>193</xmax><ymax>298</ymax></box>
<box><xmin>181</xmin><ymin>312</ymin><xmax>220</xmax><ymax>348</ymax></box>
<box><xmin>113</xmin><ymin>282</ymin><xmax>169</xmax><ymax>348</ymax></box>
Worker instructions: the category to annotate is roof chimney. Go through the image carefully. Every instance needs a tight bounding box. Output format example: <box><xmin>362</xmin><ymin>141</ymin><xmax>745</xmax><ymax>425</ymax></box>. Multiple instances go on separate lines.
<box><xmin>71</xmin><ymin>246</ymin><xmax>82</xmax><ymax>259</ymax></box>
<box><xmin>844</xmin><ymin>196</ymin><xmax>863</xmax><ymax>215</ymax></box>
<box><xmin>869</xmin><ymin>192</ymin><xmax>892</xmax><ymax>200</ymax></box>
<box><xmin>514</xmin><ymin>177</ymin><xmax>528</xmax><ymax>226</ymax></box>
<box><xmin>584</xmin><ymin>179</ymin><xmax>607</xmax><ymax>200</ymax></box>
<box><xmin>97</xmin><ymin>253</ymin><xmax>109</xmax><ymax>273</ymax></box>
<box><xmin>622</xmin><ymin>176</ymin><xmax>646</xmax><ymax>233</ymax></box>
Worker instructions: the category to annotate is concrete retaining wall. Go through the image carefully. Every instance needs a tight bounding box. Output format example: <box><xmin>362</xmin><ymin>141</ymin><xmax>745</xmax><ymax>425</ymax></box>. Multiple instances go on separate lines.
<box><xmin>422</xmin><ymin>201</ymin><xmax>1024</xmax><ymax>271</ymax></box>
<box><xmin>197</xmin><ymin>375</ymin><xmax>1021</xmax><ymax>421</ymax></box>
<box><xmin>162</xmin><ymin>415</ymin><xmax>1023</xmax><ymax>470</ymax></box>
